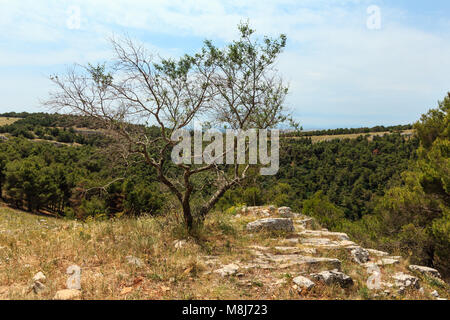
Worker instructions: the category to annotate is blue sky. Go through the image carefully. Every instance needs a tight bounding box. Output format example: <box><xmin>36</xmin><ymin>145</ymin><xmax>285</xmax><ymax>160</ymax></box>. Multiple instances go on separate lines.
<box><xmin>1</xmin><ymin>0</ymin><xmax>449</xmax><ymax>129</ymax></box>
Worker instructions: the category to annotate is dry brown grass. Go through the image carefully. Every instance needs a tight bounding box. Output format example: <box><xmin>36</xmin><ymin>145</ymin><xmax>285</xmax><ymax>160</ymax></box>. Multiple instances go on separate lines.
<box><xmin>286</xmin><ymin>129</ymin><xmax>415</xmax><ymax>143</ymax></box>
<box><xmin>0</xmin><ymin>205</ymin><xmax>446</xmax><ymax>300</ymax></box>
<box><xmin>0</xmin><ymin>117</ymin><xmax>19</xmax><ymax>126</ymax></box>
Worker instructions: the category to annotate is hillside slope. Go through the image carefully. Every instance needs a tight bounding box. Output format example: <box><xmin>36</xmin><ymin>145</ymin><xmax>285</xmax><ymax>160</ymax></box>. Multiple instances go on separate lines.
<box><xmin>0</xmin><ymin>205</ymin><xmax>447</xmax><ymax>300</ymax></box>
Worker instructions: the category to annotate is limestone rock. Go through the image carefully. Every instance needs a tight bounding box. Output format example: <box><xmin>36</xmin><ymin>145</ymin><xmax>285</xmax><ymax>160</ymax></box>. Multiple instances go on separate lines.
<box><xmin>32</xmin><ymin>271</ymin><xmax>46</xmax><ymax>283</ymax></box>
<box><xmin>293</xmin><ymin>276</ymin><xmax>315</xmax><ymax>291</ymax></box>
<box><xmin>351</xmin><ymin>247</ymin><xmax>370</xmax><ymax>264</ymax></box>
<box><xmin>366</xmin><ymin>249</ymin><xmax>389</xmax><ymax>257</ymax></box>
<box><xmin>295</xmin><ymin>218</ymin><xmax>315</xmax><ymax>229</ymax></box>
<box><xmin>246</xmin><ymin>218</ymin><xmax>294</xmax><ymax>232</ymax></box>
<box><xmin>431</xmin><ymin>290</ymin><xmax>440</xmax><ymax>298</ymax></box>
<box><xmin>392</xmin><ymin>272</ymin><xmax>420</xmax><ymax>290</ymax></box>
<box><xmin>310</xmin><ymin>270</ymin><xmax>354</xmax><ymax>288</ymax></box>
<box><xmin>408</xmin><ymin>265</ymin><xmax>441</xmax><ymax>279</ymax></box>
<box><xmin>214</xmin><ymin>263</ymin><xmax>239</xmax><ymax>277</ymax></box>
<box><xmin>53</xmin><ymin>289</ymin><xmax>81</xmax><ymax>300</ymax></box>
<box><xmin>377</xmin><ymin>258</ymin><xmax>399</xmax><ymax>266</ymax></box>
<box><xmin>299</xmin><ymin>230</ymin><xmax>350</xmax><ymax>241</ymax></box>
<box><xmin>278</xmin><ymin>207</ymin><xmax>294</xmax><ymax>218</ymax></box>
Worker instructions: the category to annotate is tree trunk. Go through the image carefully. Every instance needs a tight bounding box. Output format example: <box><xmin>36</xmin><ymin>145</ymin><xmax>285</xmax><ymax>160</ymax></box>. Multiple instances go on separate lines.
<box><xmin>182</xmin><ymin>200</ymin><xmax>193</xmax><ymax>230</ymax></box>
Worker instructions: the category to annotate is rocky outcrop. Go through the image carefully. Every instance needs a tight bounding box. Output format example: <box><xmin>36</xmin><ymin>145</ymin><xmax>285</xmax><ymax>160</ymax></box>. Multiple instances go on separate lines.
<box><xmin>246</xmin><ymin>218</ymin><xmax>294</xmax><ymax>232</ymax></box>
<box><xmin>392</xmin><ymin>272</ymin><xmax>420</xmax><ymax>290</ymax></box>
<box><xmin>278</xmin><ymin>207</ymin><xmax>294</xmax><ymax>218</ymax></box>
<box><xmin>408</xmin><ymin>265</ymin><xmax>441</xmax><ymax>279</ymax></box>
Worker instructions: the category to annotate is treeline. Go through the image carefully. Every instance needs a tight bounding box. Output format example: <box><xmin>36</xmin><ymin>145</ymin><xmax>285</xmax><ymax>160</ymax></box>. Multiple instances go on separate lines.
<box><xmin>0</xmin><ymin>137</ymin><xmax>166</xmax><ymax>218</ymax></box>
<box><xmin>216</xmin><ymin>133</ymin><xmax>419</xmax><ymax>220</ymax></box>
<box><xmin>287</xmin><ymin>124</ymin><xmax>413</xmax><ymax>137</ymax></box>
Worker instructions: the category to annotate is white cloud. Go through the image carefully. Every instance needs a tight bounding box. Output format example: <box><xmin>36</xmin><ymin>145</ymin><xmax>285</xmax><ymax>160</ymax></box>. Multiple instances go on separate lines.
<box><xmin>0</xmin><ymin>0</ymin><xmax>449</xmax><ymax>127</ymax></box>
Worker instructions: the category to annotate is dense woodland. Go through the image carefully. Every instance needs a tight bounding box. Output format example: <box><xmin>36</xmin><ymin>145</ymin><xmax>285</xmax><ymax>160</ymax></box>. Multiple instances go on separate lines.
<box><xmin>0</xmin><ymin>93</ymin><xmax>448</xmax><ymax>278</ymax></box>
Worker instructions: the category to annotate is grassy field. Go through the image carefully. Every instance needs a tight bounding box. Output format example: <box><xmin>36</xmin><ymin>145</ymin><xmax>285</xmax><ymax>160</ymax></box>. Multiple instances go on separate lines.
<box><xmin>288</xmin><ymin>129</ymin><xmax>415</xmax><ymax>143</ymax></box>
<box><xmin>0</xmin><ymin>204</ymin><xmax>446</xmax><ymax>300</ymax></box>
<box><xmin>0</xmin><ymin>117</ymin><xmax>19</xmax><ymax>126</ymax></box>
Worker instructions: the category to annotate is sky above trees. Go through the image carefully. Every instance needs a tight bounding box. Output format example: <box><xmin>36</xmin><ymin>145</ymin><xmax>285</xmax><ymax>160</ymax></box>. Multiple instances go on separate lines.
<box><xmin>1</xmin><ymin>0</ymin><xmax>450</xmax><ymax>129</ymax></box>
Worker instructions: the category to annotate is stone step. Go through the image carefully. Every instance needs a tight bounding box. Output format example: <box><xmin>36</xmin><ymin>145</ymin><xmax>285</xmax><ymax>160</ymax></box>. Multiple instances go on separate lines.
<box><xmin>298</xmin><ymin>230</ymin><xmax>350</xmax><ymax>241</ymax></box>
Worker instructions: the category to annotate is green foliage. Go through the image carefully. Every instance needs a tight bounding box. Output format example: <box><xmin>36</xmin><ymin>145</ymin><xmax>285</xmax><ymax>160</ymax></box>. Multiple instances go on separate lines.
<box><xmin>341</xmin><ymin>93</ymin><xmax>450</xmax><ymax>279</ymax></box>
<box><xmin>302</xmin><ymin>191</ymin><xmax>345</xmax><ymax>229</ymax></box>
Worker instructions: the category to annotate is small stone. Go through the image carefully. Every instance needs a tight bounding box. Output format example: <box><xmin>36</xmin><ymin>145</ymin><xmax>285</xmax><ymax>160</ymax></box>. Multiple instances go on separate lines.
<box><xmin>310</xmin><ymin>270</ymin><xmax>353</xmax><ymax>288</ymax></box>
<box><xmin>293</xmin><ymin>276</ymin><xmax>315</xmax><ymax>291</ymax></box>
<box><xmin>214</xmin><ymin>264</ymin><xmax>239</xmax><ymax>277</ymax></box>
<box><xmin>431</xmin><ymin>290</ymin><xmax>440</xmax><ymax>298</ymax></box>
<box><xmin>419</xmin><ymin>287</ymin><xmax>424</xmax><ymax>295</ymax></box>
<box><xmin>54</xmin><ymin>289</ymin><xmax>81</xmax><ymax>300</ymax></box>
<box><xmin>32</xmin><ymin>271</ymin><xmax>46</xmax><ymax>283</ymax></box>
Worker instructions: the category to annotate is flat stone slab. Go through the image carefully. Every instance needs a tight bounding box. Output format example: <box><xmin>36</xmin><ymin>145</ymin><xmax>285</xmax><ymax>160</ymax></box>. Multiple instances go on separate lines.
<box><xmin>299</xmin><ymin>230</ymin><xmax>350</xmax><ymax>241</ymax></box>
<box><xmin>214</xmin><ymin>263</ymin><xmax>239</xmax><ymax>277</ymax></box>
<box><xmin>252</xmin><ymin>252</ymin><xmax>341</xmax><ymax>271</ymax></box>
<box><xmin>408</xmin><ymin>265</ymin><xmax>441</xmax><ymax>279</ymax></box>
<box><xmin>377</xmin><ymin>258</ymin><xmax>400</xmax><ymax>266</ymax></box>
<box><xmin>366</xmin><ymin>249</ymin><xmax>390</xmax><ymax>257</ymax></box>
<box><xmin>246</xmin><ymin>218</ymin><xmax>295</xmax><ymax>232</ymax></box>
<box><xmin>301</xmin><ymin>237</ymin><xmax>356</xmax><ymax>249</ymax></box>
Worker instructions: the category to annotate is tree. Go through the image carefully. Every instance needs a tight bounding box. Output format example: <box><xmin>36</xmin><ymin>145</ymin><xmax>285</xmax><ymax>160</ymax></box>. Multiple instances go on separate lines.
<box><xmin>45</xmin><ymin>23</ymin><xmax>290</xmax><ymax>230</ymax></box>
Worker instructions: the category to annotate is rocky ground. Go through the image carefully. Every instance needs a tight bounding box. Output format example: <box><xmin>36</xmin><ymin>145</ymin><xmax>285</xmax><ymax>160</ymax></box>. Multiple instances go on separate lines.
<box><xmin>204</xmin><ymin>206</ymin><xmax>448</xmax><ymax>300</ymax></box>
<box><xmin>0</xmin><ymin>204</ymin><xmax>448</xmax><ymax>300</ymax></box>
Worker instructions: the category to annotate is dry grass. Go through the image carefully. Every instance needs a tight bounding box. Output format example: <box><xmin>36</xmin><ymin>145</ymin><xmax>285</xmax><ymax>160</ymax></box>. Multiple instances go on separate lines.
<box><xmin>0</xmin><ymin>117</ymin><xmax>19</xmax><ymax>126</ymax></box>
<box><xmin>0</xmin><ymin>204</ymin><xmax>446</xmax><ymax>300</ymax></box>
<box><xmin>287</xmin><ymin>130</ymin><xmax>415</xmax><ymax>143</ymax></box>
